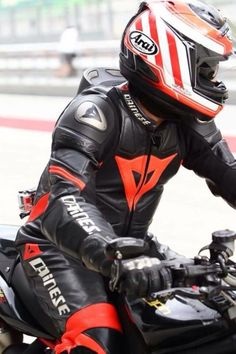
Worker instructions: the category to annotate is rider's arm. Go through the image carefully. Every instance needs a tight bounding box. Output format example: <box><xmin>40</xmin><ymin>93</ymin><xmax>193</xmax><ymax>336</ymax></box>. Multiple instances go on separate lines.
<box><xmin>181</xmin><ymin>118</ymin><xmax>236</xmax><ymax>208</ymax></box>
<box><xmin>40</xmin><ymin>91</ymin><xmax>120</xmax><ymax>271</ymax></box>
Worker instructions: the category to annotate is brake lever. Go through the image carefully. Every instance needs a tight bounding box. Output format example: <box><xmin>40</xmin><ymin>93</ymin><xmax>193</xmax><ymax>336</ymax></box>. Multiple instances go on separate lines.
<box><xmin>171</xmin><ymin>263</ymin><xmax>222</xmax><ymax>281</ymax></box>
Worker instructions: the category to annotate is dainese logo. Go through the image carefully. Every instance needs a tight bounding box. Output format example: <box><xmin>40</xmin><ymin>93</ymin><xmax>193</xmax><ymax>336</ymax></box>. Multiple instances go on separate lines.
<box><xmin>129</xmin><ymin>31</ymin><xmax>158</xmax><ymax>55</ymax></box>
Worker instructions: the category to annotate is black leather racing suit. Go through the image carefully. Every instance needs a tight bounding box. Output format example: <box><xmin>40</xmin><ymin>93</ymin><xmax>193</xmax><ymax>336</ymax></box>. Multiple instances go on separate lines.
<box><xmin>16</xmin><ymin>79</ymin><xmax>236</xmax><ymax>353</ymax></box>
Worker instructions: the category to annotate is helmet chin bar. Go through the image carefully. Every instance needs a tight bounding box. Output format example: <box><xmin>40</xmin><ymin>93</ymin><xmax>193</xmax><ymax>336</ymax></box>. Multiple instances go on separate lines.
<box><xmin>193</xmin><ymin>45</ymin><xmax>229</xmax><ymax>104</ymax></box>
<box><xmin>196</xmin><ymin>75</ymin><xmax>228</xmax><ymax>104</ymax></box>
<box><xmin>128</xmin><ymin>77</ymin><xmax>197</xmax><ymax>122</ymax></box>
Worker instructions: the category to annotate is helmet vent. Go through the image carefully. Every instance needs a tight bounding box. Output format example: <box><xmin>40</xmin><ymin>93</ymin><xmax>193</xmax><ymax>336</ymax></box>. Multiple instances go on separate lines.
<box><xmin>189</xmin><ymin>2</ymin><xmax>225</xmax><ymax>30</ymax></box>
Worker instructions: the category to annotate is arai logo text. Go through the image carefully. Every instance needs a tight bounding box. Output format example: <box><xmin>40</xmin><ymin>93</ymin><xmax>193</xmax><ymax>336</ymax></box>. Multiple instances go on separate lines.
<box><xmin>129</xmin><ymin>31</ymin><xmax>158</xmax><ymax>55</ymax></box>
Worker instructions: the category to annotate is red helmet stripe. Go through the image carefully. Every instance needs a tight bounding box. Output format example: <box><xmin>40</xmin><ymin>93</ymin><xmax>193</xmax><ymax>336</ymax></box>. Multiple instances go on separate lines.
<box><xmin>135</xmin><ymin>16</ymin><xmax>143</xmax><ymax>31</ymax></box>
<box><xmin>148</xmin><ymin>12</ymin><xmax>163</xmax><ymax>68</ymax></box>
<box><xmin>166</xmin><ymin>29</ymin><xmax>183</xmax><ymax>88</ymax></box>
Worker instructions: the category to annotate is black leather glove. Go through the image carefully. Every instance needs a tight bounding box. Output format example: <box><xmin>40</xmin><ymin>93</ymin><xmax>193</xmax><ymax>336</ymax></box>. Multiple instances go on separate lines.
<box><xmin>80</xmin><ymin>234</ymin><xmax>172</xmax><ymax>299</ymax></box>
<box><xmin>80</xmin><ymin>234</ymin><xmax>149</xmax><ymax>277</ymax></box>
<box><xmin>109</xmin><ymin>255</ymin><xmax>172</xmax><ymax>299</ymax></box>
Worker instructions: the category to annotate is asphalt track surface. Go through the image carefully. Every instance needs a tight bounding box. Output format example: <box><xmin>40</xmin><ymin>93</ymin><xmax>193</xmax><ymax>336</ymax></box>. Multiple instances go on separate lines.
<box><xmin>0</xmin><ymin>93</ymin><xmax>236</xmax><ymax>259</ymax></box>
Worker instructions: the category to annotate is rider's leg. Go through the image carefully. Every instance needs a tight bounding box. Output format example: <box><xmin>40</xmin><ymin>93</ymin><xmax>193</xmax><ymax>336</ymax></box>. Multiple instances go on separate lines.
<box><xmin>54</xmin><ymin>303</ymin><xmax>123</xmax><ymax>354</ymax></box>
<box><xmin>17</xmin><ymin>242</ymin><xmax>125</xmax><ymax>354</ymax></box>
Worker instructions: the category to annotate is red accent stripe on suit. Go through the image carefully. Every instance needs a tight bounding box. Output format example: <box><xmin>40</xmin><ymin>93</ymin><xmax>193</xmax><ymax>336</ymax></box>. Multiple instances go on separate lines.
<box><xmin>28</xmin><ymin>193</ymin><xmax>49</xmax><ymax>222</ymax></box>
<box><xmin>49</xmin><ymin>165</ymin><xmax>86</xmax><ymax>190</ymax></box>
<box><xmin>54</xmin><ymin>303</ymin><xmax>122</xmax><ymax>353</ymax></box>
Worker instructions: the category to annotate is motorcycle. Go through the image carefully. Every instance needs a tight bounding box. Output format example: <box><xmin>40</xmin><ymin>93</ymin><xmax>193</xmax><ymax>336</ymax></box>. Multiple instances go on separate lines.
<box><xmin>1</xmin><ymin>68</ymin><xmax>236</xmax><ymax>353</ymax></box>
<box><xmin>1</xmin><ymin>222</ymin><xmax>236</xmax><ymax>353</ymax></box>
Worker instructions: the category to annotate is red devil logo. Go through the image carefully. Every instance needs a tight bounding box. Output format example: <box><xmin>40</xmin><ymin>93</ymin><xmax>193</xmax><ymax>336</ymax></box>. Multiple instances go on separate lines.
<box><xmin>115</xmin><ymin>154</ymin><xmax>176</xmax><ymax>210</ymax></box>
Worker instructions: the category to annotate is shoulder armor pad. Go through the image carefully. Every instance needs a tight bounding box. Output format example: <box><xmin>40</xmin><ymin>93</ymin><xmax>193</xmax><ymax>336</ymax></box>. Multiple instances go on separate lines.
<box><xmin>57</xmin><ymin>92</ymin><xmax>117</xmax><ymax>138</ymax></box>
<box><xmin>53</xmin><ymin>91</ymin><xmax>120</xmax><ymax>161</ymax></box>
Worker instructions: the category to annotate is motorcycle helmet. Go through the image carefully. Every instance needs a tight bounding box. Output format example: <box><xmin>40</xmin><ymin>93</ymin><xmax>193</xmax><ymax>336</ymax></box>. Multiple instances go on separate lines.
<box><xmin>120</xmin><ymin>0</ymin><xmax>233</xmax><ymax>121</ymax></box>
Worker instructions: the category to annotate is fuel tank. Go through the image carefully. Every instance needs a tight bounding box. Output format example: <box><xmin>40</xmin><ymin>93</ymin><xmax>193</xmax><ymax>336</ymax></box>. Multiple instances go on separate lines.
<box><xmin>128</xmin><ymin>290</ymin><xmax>231</xmax><ymax>352</ymax></box>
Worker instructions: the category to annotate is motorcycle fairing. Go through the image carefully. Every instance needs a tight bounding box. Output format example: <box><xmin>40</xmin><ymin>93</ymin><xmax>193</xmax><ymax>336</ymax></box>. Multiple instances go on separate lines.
<box><xmin>0</xmin><ymin>274</ymin><xmax>55</xmax><ymax>339</ymax></box>
<box><xmin>0</xmin><ymin>237</ymin><xmax>19</xmax><ymax>285</ymax></box>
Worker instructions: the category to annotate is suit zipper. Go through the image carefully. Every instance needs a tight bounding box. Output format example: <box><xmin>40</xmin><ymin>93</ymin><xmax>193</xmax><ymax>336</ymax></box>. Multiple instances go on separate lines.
<box><xmin>124</xmin><ymin>140</ymin><xmax>153</xmax><ymax>236</ymax></box>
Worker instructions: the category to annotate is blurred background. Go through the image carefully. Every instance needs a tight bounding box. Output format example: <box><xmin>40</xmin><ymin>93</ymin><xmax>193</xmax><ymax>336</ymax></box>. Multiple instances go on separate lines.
<box><xmin>0</xmin><ymin>0</ymin><xmax>236</xmax><ymax>257</ymax></box>
<box><xmin>0</xmin><ymin>0</ymin><xmax>235</xmax><ymax>96</ymax></box>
